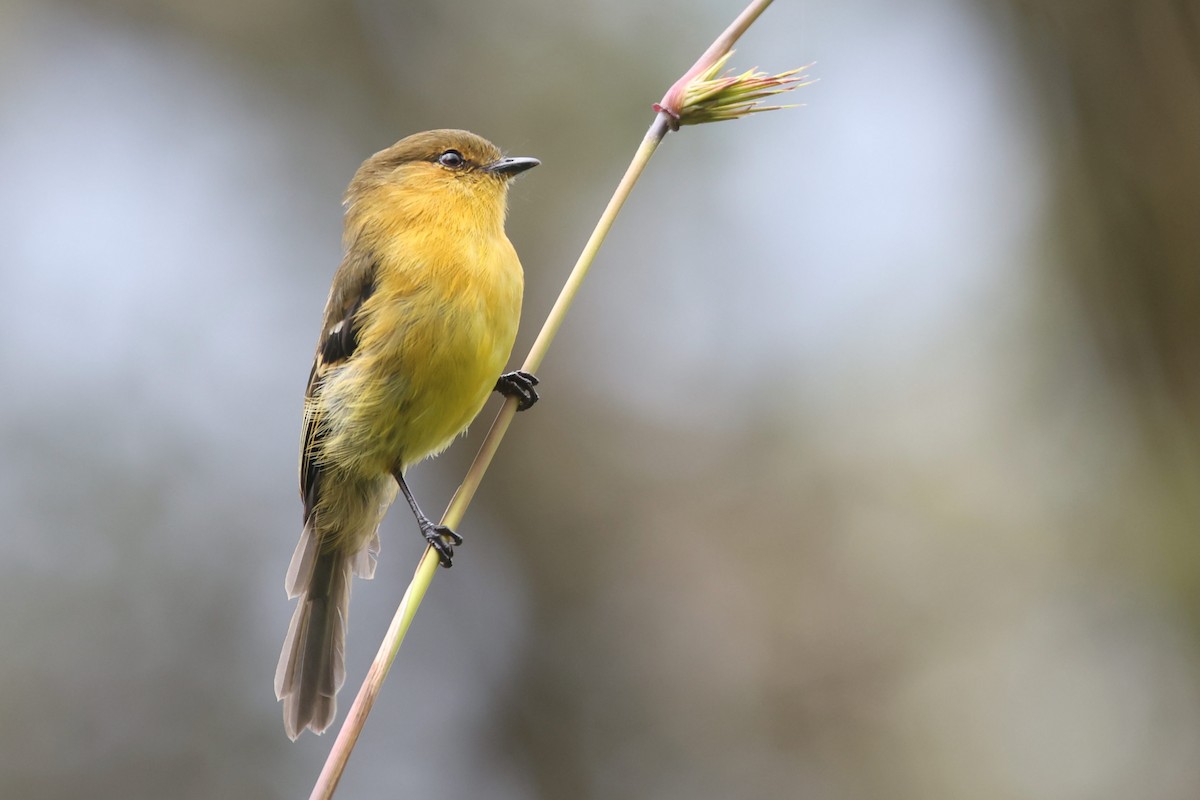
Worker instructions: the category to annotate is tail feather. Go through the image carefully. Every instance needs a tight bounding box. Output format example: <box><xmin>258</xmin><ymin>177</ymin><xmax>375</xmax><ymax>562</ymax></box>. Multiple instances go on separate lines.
<box><xmin>278</xmin><ymin>475</ymin><xmax>392</xmax><ymax>738</ymax></box>
<box><xmin>350</xmin><ymin>529</ymin><xmax>381</xmax><ymax>580</ymax></box>
<box><xmin>284</xmin><ymin>521</ymin><xmax>317</xmax><ymax>600</ymax></box>
<box><xmin>276</xmin><ymin>545</ymin><xmax>351</xmax><ymax>740</ymax></box>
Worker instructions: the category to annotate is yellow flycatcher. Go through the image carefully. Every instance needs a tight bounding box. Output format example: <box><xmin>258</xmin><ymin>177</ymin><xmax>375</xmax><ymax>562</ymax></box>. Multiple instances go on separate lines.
<box><xmin>275</xmin><ymin>130</ymin><xmax>539</xmax><ymax>739</ymax></box>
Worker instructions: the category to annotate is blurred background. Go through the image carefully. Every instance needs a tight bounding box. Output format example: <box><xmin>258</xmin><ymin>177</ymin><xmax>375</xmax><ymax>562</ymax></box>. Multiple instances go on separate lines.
<box><xmin>2</xmin><ymin>0</ymin><xmax>1198</xmax><ymax>797</ymax></box>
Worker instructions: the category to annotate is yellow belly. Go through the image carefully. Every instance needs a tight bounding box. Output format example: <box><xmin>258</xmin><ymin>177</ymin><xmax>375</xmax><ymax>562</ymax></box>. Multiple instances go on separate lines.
<box><xmin>317</xmin><ymin>235</ymin><xmax>523</xmax><ymax>477</ymax></box>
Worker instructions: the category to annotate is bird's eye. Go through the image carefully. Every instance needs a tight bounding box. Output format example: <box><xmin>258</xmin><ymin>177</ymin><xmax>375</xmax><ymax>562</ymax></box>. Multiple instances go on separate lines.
<box><xmin>438</xmin><ymin>150</ymin><xmax>464</xmax><ymax>168</ymax></box>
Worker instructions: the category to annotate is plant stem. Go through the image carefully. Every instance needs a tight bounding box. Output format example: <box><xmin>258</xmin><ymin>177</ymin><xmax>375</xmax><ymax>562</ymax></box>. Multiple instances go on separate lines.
<box><xmin>309</xmin><ymin>3</ymin><xmax>778</xmax><ymax>795</ymax></box>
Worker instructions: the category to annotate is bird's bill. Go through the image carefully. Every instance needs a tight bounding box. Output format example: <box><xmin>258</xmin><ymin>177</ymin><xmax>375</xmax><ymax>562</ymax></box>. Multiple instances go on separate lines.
<box><xmin>485</xmin><ymin>156</ymin><xmax>540</xmax><ymax>176</ymax></box>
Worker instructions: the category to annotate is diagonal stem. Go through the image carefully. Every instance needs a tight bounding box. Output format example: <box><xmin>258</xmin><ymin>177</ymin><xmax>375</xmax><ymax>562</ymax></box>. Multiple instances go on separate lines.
<box><xmin>309</xmin><ymin>3</ymin><xmax>778</xmax><ymax>796</ymax></box>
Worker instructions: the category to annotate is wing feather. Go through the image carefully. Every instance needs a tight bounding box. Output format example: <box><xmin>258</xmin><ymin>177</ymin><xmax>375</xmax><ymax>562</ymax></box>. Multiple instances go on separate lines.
<box><xmin>299</xmin><ymin>254</ymin><xmax>377</xmax><ymax>522</ymax></box>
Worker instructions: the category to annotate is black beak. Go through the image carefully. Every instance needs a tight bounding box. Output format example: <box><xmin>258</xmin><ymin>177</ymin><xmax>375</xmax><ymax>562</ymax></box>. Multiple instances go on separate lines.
<box><xmin>486</xmin><ymin>156</ymin><xmax>540</xmax><ymax>177</ymax></box>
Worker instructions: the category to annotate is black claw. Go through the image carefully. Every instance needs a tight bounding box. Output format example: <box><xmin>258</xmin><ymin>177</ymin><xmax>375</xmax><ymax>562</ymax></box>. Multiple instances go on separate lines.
<box><xmin>395</xmin><ymin>469</ymin><xmax>464</xmax><ymax>568</ymax></box>
<box><xmin>495</xmin><ymin>370</ymin><xmax>540</xmax><ymax>411</ymax></box>
<box><xmin>422</xmin><ymin>523</ymin><xmax>463</xmax><ymax>568</ymax></box>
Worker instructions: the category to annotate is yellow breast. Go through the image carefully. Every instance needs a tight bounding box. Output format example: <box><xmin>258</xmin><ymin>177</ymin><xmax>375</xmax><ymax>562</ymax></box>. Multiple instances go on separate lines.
<box><xmin>318</xmin><ymin>219</ymin><xmax>524</xmax><ymax>476</ymax></box>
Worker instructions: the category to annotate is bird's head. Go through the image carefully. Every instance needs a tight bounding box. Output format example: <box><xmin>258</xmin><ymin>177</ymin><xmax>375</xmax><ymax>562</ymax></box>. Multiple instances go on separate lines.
<box><xmin>345</xmin><ymin>130</ymin><xmax>538</xmax><ymax>233</ymax></box>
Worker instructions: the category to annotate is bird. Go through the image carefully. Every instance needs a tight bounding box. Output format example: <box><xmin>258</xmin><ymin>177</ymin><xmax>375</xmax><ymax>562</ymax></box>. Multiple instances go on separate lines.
<box><xmin>275</xmin><ymin>129</ymin><xmax>539</xmax><ymax>739</ymax></box>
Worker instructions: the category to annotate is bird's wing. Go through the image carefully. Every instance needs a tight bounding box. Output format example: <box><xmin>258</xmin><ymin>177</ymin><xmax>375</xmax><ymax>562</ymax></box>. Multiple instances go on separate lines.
<box><xmin>300</xmin><ymin>252</ymin><xmax>376</xmax><ymax>522</ymax></box>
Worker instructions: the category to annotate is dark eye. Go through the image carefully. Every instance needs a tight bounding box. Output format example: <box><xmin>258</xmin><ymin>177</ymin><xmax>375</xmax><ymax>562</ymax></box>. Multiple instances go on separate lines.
<box><xmin>438</xmin><ymin>150</ymin><xmax>464</xmax><ymax>168</ymax></box>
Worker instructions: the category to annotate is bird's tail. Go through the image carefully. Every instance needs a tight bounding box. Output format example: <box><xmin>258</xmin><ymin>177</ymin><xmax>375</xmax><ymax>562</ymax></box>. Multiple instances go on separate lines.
<box><xmin>275</xmin><ymin>520</ymin><xmax>378</xmax><ymax>740</ymax></box>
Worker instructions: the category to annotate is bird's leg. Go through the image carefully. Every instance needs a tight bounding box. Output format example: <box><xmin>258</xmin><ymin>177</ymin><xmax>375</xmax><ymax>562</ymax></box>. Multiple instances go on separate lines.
<box><xmin>393</xmin><ymin>470</ymin><xmax>462</xmax><ymax>568</ymax></box>
<box><xmin>495</xmin><ymin>370</ymin><xmax>540</xmax><ymax>411</ymax></box>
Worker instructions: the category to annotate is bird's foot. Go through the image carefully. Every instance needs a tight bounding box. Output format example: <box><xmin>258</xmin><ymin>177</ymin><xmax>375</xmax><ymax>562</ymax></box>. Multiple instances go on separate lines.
<box><xmin>422</xmin><ymin>521</ymin><xmax>463</xmax><ymax>568</ymax></box>
<box><xmin>495</xmin><ymin>370</ymin><xmax>540</xmax><ymax>411</ymax></box>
